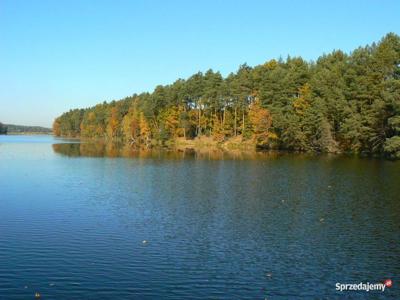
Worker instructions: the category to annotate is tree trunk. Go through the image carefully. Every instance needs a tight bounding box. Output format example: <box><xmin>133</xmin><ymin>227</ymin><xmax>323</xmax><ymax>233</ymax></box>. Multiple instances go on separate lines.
<box><xmin>183</xmin><ymin>105</ymin><xmax>186</xmax><ymax>139</ymax></box>
<box><xmin>234</xmin><ymin>107</ymin><xmax>237</xmax><ymax>136</ymax></box>
<box><xmin>198</xmin><ymin>107</ymin><xmax>201</xmax><ymax>136</ymax></box>
<box><xmin>242</xmin><ymin>110</ymin><xmax>245</xmax><ymax>136</ymax></box>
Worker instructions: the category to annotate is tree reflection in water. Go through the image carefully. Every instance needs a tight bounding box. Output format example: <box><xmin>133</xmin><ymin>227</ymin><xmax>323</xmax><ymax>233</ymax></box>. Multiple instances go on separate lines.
<box><xmin>52</xmin><ymin>142</ymin><xmax>285</xmax><ymax>160</ymax></box>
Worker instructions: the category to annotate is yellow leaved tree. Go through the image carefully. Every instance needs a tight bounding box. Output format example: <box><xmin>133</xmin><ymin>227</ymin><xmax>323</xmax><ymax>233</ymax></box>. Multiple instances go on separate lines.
<box><xmin>248</xmin><ymin>99</ymin><xmax>273</xmax><ymax>147</ymax></box>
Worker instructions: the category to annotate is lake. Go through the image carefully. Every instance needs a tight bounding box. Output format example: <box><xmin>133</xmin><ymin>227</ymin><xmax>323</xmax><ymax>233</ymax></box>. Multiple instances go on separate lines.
<box><xmin>0</xmin><ymin>135</ymin><xmax>399</xmax><ymax>299</ymax></box>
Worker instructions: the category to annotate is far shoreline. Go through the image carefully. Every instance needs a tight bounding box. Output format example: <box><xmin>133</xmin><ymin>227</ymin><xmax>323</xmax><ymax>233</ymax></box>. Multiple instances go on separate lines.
<box><xmin>4</xmin><ymin>132</ymin><xmax>53</xmax><ymax>136</ymax></box>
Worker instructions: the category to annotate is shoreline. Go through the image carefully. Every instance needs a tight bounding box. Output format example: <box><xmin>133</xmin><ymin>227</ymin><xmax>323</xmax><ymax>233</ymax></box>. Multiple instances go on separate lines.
<box><xmin>51</xmin><ymin>135</ymin><xmax>398</xmax><ymax>161</ymax></box>
<box><xmin>3</xmin><ymin>132</ymin><xmax>53</xmax><ymax>136</ymax></box>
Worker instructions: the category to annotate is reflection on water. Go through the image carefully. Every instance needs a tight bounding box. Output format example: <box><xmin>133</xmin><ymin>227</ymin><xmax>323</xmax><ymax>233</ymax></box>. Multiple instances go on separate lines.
<box><xmin>1</xmin><ymin>136</ymin><xmax>399</xmax><ymax>299</ymax></box>
<box><xmin>52</xmin><ymin>142</ymin><xmax>285</xmax><ymax>160</ymax></box>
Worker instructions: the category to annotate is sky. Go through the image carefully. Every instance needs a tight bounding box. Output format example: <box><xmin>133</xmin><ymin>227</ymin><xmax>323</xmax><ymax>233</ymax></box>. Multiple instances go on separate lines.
<box><xmin>0</xmin><ymin>0</ymin><xmax>399</xmax><ymax>127</ymax></box>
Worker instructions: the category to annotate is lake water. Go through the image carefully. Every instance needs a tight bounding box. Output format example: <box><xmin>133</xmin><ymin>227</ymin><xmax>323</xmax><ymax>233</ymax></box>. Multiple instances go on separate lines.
<box><xmin>0</xmin><ymin>135</ymin><xmax>399</xmax><ymax>299</ymax></box>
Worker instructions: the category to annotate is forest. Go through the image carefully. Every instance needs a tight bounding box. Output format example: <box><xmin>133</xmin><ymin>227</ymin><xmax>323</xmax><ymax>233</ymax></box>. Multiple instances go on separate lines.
<box><xmin>53</xmin><ymin>33</ymin><xmax>400</xmax><ymax>159</ymax></box>
<box><xmin>0</xmin><ymin>122</ymin><xmax>7</xmax><ymax>135</ymax></box>
<box><xmin>0</xmin><ymin>123</ymin><xmax>52</xmax><ymax>135</ymax></box>
<box><xmin>5</xmin><ymin>124</ymin><xmax>52</xmax><ymax>134</ymax></box>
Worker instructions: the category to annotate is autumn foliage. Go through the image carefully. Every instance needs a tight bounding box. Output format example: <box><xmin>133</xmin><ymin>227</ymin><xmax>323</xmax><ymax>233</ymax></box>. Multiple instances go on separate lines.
<box><xmin>53</xmin><ymin>33</ymin><xmax>400</xmax><ymax>157</ymax></box>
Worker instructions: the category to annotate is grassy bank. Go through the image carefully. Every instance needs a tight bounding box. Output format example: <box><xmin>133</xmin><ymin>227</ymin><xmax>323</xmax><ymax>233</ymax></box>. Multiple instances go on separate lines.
<box><xmin>172</xmin><ymin>136</ymin><xmax>257</xmax><ymax>151</ymax></box>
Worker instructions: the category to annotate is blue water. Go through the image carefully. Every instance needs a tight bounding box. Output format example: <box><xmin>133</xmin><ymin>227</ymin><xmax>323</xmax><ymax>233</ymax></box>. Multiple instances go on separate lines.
<box><xmin>0</xmin><ymin>135</ymin><xmax>399</xmax><ymax>299</ymax></box>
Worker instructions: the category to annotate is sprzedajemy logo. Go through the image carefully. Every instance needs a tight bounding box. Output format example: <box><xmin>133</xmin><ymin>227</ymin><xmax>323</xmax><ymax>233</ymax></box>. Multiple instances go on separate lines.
<box><xmin>336</xmin><ymin>279</ymin><xmax>392</xmax><ymax>292</ymax></box>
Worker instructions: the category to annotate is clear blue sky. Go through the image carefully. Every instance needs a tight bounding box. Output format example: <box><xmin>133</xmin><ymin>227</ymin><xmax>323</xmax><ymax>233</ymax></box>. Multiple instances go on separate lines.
<box><xmin>0</xmin><ymin>0</ymin><xmax>399</xmax><ymax>127</ymax></box>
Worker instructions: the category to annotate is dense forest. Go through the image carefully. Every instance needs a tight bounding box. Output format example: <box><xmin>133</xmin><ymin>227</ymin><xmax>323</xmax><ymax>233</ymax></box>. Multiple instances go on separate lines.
<box><xmin>5</xmin><ymin>124</ymin><xmax>52</xmax><ymax>134</ymax></box>
<box><xmin>54</xmin><ymin>33</ymin><xmax>400</xmax><ymax>159</ymax></box>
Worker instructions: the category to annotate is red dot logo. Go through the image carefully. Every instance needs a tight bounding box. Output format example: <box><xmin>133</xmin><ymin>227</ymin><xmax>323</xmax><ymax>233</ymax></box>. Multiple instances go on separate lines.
<box><xmin>384</xmin><ymin>279</ymin><xmax>392</xmax><ymax>288</ymax></box>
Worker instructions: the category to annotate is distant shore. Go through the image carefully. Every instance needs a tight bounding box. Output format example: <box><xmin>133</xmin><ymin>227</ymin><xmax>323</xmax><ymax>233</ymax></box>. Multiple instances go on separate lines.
<box><xmin>5</xmin><ymin>132</ymin><xmax>53</xmax><ymax>136</ymax></box>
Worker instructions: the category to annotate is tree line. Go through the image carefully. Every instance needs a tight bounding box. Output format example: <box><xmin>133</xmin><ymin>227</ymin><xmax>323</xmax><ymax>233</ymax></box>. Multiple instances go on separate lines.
<box><xmin>53</xmin><ymin>33</ymin><xmax>400</xmax><ymax>159</ymax></box>
<box><xmin>5</xmin><ymin>124</ymin><xmax>52</xmax><ymax>134</ymax></box>
<box><xmin>0</xmin><ymin>123</ymin><xmax>52</xmax><ymax>135</ymax></box>
<box><xmin>0</xmin><ymin>122</ymin><xmax>7</xmax><ymax>135</ymax></box>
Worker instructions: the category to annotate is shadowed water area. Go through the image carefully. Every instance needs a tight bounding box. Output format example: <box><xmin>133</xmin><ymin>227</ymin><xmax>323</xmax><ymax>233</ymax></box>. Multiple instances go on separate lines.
<box><xmin>0</xmin><ymin>135</ymin><xmax>399</xmax><ymax>299</ymax></box>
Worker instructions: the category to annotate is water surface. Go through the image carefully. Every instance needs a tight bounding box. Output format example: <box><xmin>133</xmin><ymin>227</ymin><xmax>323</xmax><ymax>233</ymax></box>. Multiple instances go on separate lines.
<box><xmin>0</xmin><ymin>135</ymin><xmax>399</xmax><ymax>299</ymax></box>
